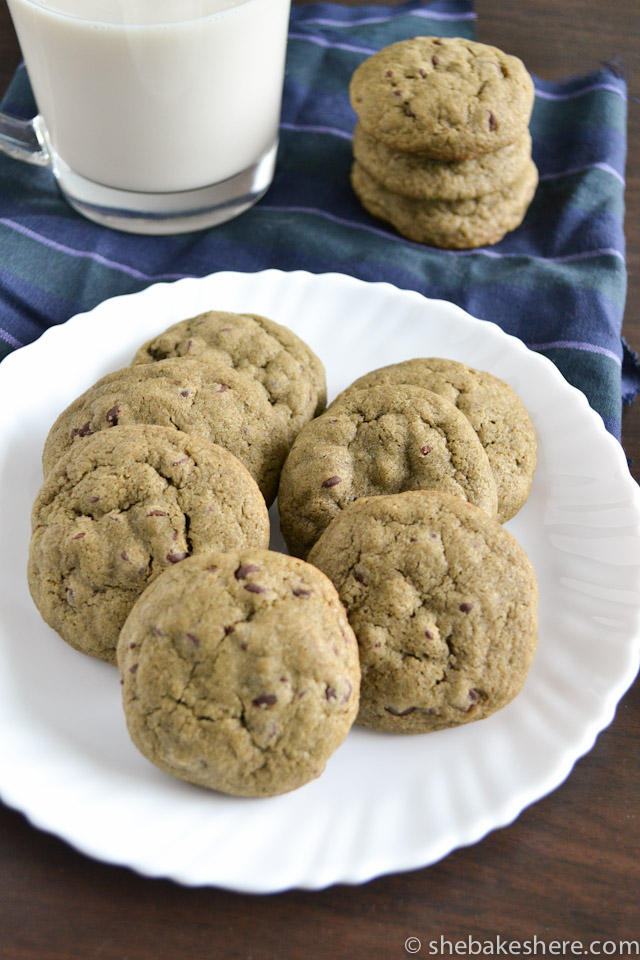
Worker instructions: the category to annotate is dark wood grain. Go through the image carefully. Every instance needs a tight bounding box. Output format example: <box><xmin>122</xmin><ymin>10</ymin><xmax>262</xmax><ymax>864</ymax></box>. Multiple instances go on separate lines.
<box><xmin>0</xmin><ymin>3</ymin><xmax>638</xmax><ymax>958</ymax></box>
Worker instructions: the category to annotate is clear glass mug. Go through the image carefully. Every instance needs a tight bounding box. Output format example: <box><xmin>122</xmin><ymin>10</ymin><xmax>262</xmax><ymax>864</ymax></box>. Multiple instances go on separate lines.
<box><xmin>0</xmin><ymin>0</ymin><xmax>291</xmax><ymax>234</ymax></box>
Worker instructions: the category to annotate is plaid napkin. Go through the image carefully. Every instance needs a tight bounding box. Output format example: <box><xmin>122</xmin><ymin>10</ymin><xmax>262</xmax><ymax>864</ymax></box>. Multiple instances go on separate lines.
<box><xmin>0</xmin><ymin>0</ymin><xmax>636</xmax><ymax>438</ymax></box>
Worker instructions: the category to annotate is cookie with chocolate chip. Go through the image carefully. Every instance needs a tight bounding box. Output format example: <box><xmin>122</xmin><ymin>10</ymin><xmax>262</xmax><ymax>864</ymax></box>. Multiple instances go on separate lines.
<box><xmin>131</xmin><ymin>309</ymin><xmax>327</xmax><ymax>443</ymax></box>
<box><xmin>42</xmin><ymin>357</ymin><xmax>291</xmax><ymax>505</ymax></box>
<box><xmin>118</xmin><ymin>547</ymin><xmax>360</xmax><ymax>797</ymax></box>
<box><xmin>28</xmin><ymin>424</ymin><xmax>270</xmax><ymax>664</ymax></box>
<box><xmin>351</xmin><ymin>157</ymin><xmax>538</xmax><ymax>248</ymax></box>
<box><xmin>352</xmin><ymin>124</ymin><xmax>532</xmax><ymax>201</ymax></box>
<box><xmin>331</xmin><ymin>357</ymin><xmax>538</xmax><ymax>522</ymax></box>
<box><xmin>308</xmin><ymin>490</ymin><xmax>538</xmax><ymax>733</ymax></box>
<box><xmin>278</xmin><ymin>384</ymin><xmax>498</xmax><ymax>559</ymax></box>
<box><xmin>349</xmin><ymin>36</ymin><xmax>535</xmax><ymax>160</ymax></box>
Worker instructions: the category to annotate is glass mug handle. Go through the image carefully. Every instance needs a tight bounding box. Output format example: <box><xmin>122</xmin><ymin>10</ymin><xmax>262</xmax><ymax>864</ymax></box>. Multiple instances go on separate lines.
<box><xmin>0</xmin><ymin>110</ymin><xmax>50</xmax><ymax>166</ymax></box>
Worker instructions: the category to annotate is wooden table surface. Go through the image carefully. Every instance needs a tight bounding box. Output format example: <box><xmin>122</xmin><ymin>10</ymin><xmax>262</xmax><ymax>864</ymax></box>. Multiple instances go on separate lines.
<box><xmin>1</xmin><ymin>2</ymin><xmax>638</xmax><ymax>958</ymax></box>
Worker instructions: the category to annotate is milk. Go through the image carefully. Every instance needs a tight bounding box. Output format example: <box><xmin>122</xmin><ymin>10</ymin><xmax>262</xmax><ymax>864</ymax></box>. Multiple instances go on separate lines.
<box><xmin>6</xmin><ymin>0</ymin><xmax>291</xmax><ymax>193</ymax></box>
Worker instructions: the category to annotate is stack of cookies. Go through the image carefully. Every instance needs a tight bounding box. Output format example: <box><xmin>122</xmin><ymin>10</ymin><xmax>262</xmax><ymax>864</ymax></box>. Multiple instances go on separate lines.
<box><xmin>349</xmin><ymin>36</ymin><xmax>538</xmax><ymax>248</ymax></box>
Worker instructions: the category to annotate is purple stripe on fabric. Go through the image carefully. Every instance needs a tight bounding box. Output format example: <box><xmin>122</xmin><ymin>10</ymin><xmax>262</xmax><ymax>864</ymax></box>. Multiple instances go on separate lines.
<box><xmin>298</xmin><ymin>10</ymin><xmax>477</xmax><ymax>27</ymax></box>
<box><xmin>280</xmin><ymin>121</ymin><xmax>353</xmax><ymax>141</ymax></box>
<box><xmin>0</xmin><ymin>326</ymin><xmax>23</xmax><ymax>349</ymax></box>
<box><xmin>0</xmin><ymin>219</ymin><xmax>194</xmax><ymax>283</ymax></box>
<box><xmin>257</xmin><ymin>205</ymin><xmax>625</xmax><ymax>263</ymax></box>
<box><xmin>287</xmin><ymin>32</ymin><xmax>376</xmax><ymax>56</ymax></box>
<box><xmin>539</xmin><ymin>162</ymin><xmax>625</xmax><ymax>186</ymax></box>
<box><xmin>526</xmin><ymin>340</ymin><xmax>621</xmax><ymax>364</ymax></box>
<box><xmin>534</xmin><ymin>82</ymin><xmax>627</xmax><ymax>101</ymax></box>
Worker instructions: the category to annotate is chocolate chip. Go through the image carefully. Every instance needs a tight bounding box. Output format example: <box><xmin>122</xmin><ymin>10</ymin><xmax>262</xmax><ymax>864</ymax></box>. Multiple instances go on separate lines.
<box><xmin>420</xmin><ymin>444</ymin><xmax>432</xmax><ymax>455</ymax></box>
<box><xmin>89</xmin><ymin>496</ymin><xmax>100</xmax><ymax>503</ymax></box>
<box><xmin>129</xmin><ymin>663</ymin><xmax>138</xmax><ymax>674</ymax></box>
<box><xmin>325</xmin><ymin>686</ymin><xmax>337</xmax><ymax>700</ymax></box>
<box><xmin>459</xmin><ymin>602</ymin><xmax>474</xmax><ymax>613</ymax></box>
<box><xmin>70</xmin><ymin>532</ymin><xmax>85</xmax><ymax>541</ymax></box>
<box><xmin>321</xmin><ymin>476</ymin><xmax>342</xmax><ymax>488</ymax></box>
<box><xmin>292</xmin><ymin>587</ymin><xmax>312</xmax><ymax>597</ymax></box>
<box><xmin>385</xmin><ymin>706</ymin><xmax>415</xmax><ymax>717</ymax></box>
<box><xmin>66</xmin><ymin>588</ymin><xmax>74</xmax><ymax>605</ymax></box>
<box><xmin>488</xmin><ymin>109</ymin><xmax>497</xmax><ymax>131</ymax></box>
<box><xmin>425</xmin><ymin>629</ymin><xmax>434</xmax><ymax>639</ymax></box>
<box><xmin>129</xmin><ymin>642</ymin><xmax>136</xmax><ymax>649</ymax></box>
<box><xmin>172</xmin><ymin>457</ymin><xmax>188</xmax><ymax>466</ymax></box>
<box><xmin>217</xmin><ymin>384</ymin><xmax>230</xmax><ymax>393</ymax></box>
<box><xmin>206</xmin><ymin>565</ymin><xmax>218</xmax><ymax>573</ymax></box>
<box><xmin>431</xmin><ymin>56</ymin><xmax>439</xmax><ymax>66</ymax></box>
<box><xmin>186</xmin><ymin>632</ymin><xmax>200</xmax><ymax>647</ymax></box>
<box><xmin>252</xmin><ymin>693</ymin><xmax>277</xmax><ymax>708</ymax></box>
<box><xmin>393</xmin><ymin>90</ymin><xmax>402</xmax><ymax>97</ymax></box>
<box><xmin>70</xmin><ymin>421</ymin><xmax>92</xmax><ymax>439</ymax></box>
<box><xmin>403</xmin><ymin>104</ymin><xmax>416</xmax><ymax>118</ymax></box>
<box><xmin>180</xmin><ymin>390</ymin><xmax>190</xmax><ymax>398</ymax></box>
<box><xmin>353</xmin><ymin>569</ymin><xmax>365</xmax><ymax>583</ymax></box>
<box><xmin>105</xmin><ymin>405</ymin><xmax>119</xmax><ymax>426</ymax></box>
<box><xmin>468</xmin><ymin>689</ymin><xmax>479</xmax><ymax>704</ymax></box>
<box><xmin>219</xmin><ymin>327</ymin><xmax>231</xmax><ymax>333</ymax></box>
<box><xmin>433</xmin><ymin>37</ymin><xmax>442</xmax><ymax>44</ymax></box>
<box><xmin>121</xmin><ymin>551</ymin><xmax>130</xmax><ymax>562</ymax></box>
<box><xmin>385</xmin><ymin>69</ymin><xmax>393</xmax><ymax>77</ymax></box>
<box><xmin>146</xmin><ymin>509</ymin><xmax>168</xmax><ymax>517</ymax></box>
<box><xmin>235</xmin><ymin>563</ymin><xmax>261</xmax><ymax>580</ymax></box>
<box><xmin>224</xmin><ymin>625</ymin><xmax>235</xmax><ymax>635</ymax></box>
<box><xmin>166</xmin><ymin>550</ymin><xmax>188</xmax><ymax>564</ymax></box>
<box><xmin>245</xmin><ymin>583</ymin><xmax>266</xmax><ymax>594</ymax></box>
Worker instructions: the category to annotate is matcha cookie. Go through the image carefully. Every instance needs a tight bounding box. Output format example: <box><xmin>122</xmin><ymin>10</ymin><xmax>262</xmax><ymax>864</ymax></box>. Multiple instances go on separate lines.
<box><xmin>42</xmin><ymin>357</ymin><xmax>291</xmax><ymax>505</ymax></box>
<box><xmin>349</xmin><ymin>36</ymin><xmax>535</xmax><ymax>159</ymax></box>
<box><xmin>351</xmin><ymin>158</ymin><xmax>538</xmax><ymax>248</ymax></box>
<box><xmin>131</xmin><ymin>309</ymin><xmax>327</xmax><ymax>440</ymax></box>
<box><xmin>352</xmin><ymin>124</ymin><xmax>532</xmax><ymax>200</ymax></box>
<box><xmin>278</xmin><ymin>384</ymin><xmax>498</xmax><ymax>559</ymax></box>
<box><xmin>28</xmin><ymin>424</ymin><xmax>270</xmax><ymax>664</ymax></box>
<box><xmin>118</xmin><ymin>547</ymin><xmax>360</xmax><ymax>797</ymax></box>
<box><xmin>332</xmin><ymin>358</ymin><xmax>537</xmax><ymax>523</ymax></box>
<box><xmin>308</xmin><ymin>490</ymin><xmax>538</xmax><ymax>733</ymax></box>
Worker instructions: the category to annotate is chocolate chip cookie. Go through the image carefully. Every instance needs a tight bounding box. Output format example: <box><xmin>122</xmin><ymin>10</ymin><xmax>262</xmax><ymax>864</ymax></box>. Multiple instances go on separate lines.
<box><xmin>278</xmin><ymin>384</ymin><xmax>498</xmax><ymax>559</ymax></box>
<box><xmin>349</xmin><ymin>36</ymin><xmax>535</xmax><ymax>160</ymax></box>
<box><xmin>131</xmin><ymin>309</ymin><xmax>327</xmax><ymax>441</ymax></box>
<box><xmin>28</xmin><ymin>424</ymin><xmax>270</xmax><ymax>664</ymax></box>
<box><xmin>118</xmin><ymin>547</ymin><xmax>360</xmax><ymax>797</ymax></box>
<box><xmin>351</xmin><ymin>157</ymin><xmax>538</xmax><ymax>248</ymax></box>
<box><xmin>331</xmin><ymin>358</ymin><xmax>537</xmax><ymax>522</ymax></box>
<box><xmin>308</xmin><ymin>490</ymin><xmax>538</xmax><ymax>733</ymax></box>
<box><xmin>352</xmin><ymin>124</ymin><xmax>532</xmax><ymax>200</ymax></box>
<box><xmin>42</xmin><ymin>357</ymin><xmax>291</xmax><ymax>505</ymax></box>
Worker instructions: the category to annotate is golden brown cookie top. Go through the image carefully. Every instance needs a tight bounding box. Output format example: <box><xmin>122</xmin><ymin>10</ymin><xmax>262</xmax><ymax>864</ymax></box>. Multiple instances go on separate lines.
<box><xmin>118</xmin><ymin>547</ymin><xmax>360</xmax><ymax>797</ymax></box>
<box><xmin>131</xmin><ymin>309</ymin><xmax>327</xmax><ymax>434</ymax></box>
<box><xmin>308</xmin><ymin>490</ymin><xmax>538</xmax><ymax>734</ymax></box>
<box><xmin>28</xmin><ymin>424</ymin><xmax>270</xmax><ymax>664</ymax></box>
<box><xmin>331</xmin><ymin>357</ymin><xmax>538</xmax><ymax>523</ymax></box>
<box><xmin>278</xmin><ymin>383</ymin><xmax>498</xmax><ymax>559</ymax></box>
<box><xmin>42</xmin><ymin>357</ymin><xmax>292</xmax><ymax>505</ymax></box>
<box><xmin>349</xmin><ymin>36</ymin><xmax>535</xmax><ymax>159</ymax></box>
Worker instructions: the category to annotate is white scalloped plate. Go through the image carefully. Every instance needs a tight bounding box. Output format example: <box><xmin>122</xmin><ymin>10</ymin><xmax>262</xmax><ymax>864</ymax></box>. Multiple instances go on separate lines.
<box><xmin>1</xmin><ymin>269</ymin><xmax>639</xmax><ymax>892</ymax></box>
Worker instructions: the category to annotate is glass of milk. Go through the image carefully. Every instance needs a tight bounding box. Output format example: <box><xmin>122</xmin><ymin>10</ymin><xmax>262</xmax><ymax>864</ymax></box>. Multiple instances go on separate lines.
<box><xmin>0</xmin><ymin>0</ymin><xmax>292</xmax><ymax>233</ymax></box>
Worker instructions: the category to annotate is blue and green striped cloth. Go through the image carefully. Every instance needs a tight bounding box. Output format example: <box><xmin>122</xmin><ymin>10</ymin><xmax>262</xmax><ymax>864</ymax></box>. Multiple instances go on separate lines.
<box><xmin>0</xmin><ymin>0</ymin><xmax>636</xmax><ymax>438</ymax></box>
